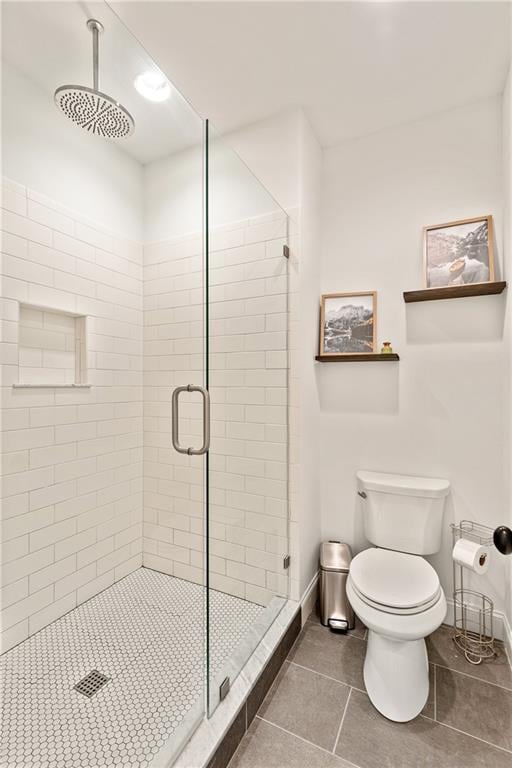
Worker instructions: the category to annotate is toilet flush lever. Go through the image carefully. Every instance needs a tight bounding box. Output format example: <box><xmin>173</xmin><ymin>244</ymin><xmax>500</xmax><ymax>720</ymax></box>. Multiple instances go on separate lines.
<box><xmin>357</xmin><ymin>491</ymin><xmax>367</xmax><ymax>499</ymax></box>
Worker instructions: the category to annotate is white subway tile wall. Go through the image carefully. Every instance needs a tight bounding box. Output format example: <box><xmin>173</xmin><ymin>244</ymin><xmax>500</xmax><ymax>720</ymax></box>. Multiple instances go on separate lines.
<box><xmin>1</xmin><ymin>177</ymin><xmax>143</xmax><ymax>652</ymax></box>
<box><xmin>1</xmin><ymin>175</ymin><xmax>290</xmax><ymax>653</ymax></box>
<box><xmin>143</xmin><ymin>213</ymin><xmax>289</xmax><ymax>606</ymax></box>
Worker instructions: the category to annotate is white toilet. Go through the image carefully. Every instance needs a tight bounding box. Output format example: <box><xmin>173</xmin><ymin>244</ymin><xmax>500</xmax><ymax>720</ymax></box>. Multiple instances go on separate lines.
<box><xmin>346</xmin><ymin>470</ymin><xmax>450</xmax><ymax>723</ymax></box>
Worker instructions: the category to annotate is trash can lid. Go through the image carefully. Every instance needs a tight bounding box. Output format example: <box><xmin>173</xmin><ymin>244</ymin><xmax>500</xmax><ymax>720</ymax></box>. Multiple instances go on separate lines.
<box><xmin>320</xmin><ymin>541</ymin><xmax>352</xmax><ymax>572</ymax></box>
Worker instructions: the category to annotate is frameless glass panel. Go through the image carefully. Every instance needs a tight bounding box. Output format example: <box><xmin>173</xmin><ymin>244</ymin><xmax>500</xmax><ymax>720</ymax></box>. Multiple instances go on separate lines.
<box><xmin>206</xmin><ymin>122</ymin><xmax>289</xmax><ymax>715</ymax></box>
<box><xmin>1</xmin><ymin>1</ymin><xmax>205</xmax><ymax>764</ymax></box>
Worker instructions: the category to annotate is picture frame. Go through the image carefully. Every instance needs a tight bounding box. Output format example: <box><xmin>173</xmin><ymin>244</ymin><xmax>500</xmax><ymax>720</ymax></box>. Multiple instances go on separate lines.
<box><xmin>424</xmin><ymin>215</ymin><xmax>495</xmax><ymax>289</ymax></box>
<box><xmin>319</xmin><ymin>291</ymin><xmax>377</xmax><ymax>356</ymax></box>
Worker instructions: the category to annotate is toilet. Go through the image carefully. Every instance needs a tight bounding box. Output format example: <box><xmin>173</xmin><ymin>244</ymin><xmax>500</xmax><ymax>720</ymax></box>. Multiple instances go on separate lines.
<box><xmin>346</xmin><ymin>470</ymin><xmax>450</xmax><ymax>723</ymax></box>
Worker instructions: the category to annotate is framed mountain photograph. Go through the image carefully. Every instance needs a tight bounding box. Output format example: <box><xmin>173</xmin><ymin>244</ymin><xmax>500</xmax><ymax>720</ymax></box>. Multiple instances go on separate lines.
<box><xmin>424</xmin><ymin>215</ymin><xmax>495</xmax><ymax>288</ymax></box>
<box><xmin>319</xmin><ymin>291</ymin><xmax>377</xmax><ymax>355</ymax></box>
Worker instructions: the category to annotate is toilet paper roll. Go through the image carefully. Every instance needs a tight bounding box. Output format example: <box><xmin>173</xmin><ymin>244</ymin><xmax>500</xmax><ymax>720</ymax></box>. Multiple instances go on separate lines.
<box><xmin>452</xmin><ymin>538</ymin><xmax>490</xmax><ymax>574</ymax></box>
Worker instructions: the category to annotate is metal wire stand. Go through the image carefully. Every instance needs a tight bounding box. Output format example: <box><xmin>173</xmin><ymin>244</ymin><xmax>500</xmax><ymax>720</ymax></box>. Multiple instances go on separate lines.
<box><xmin>450</xmin><ymin>521</ymin><xmax>495</xmax><ymax>665</ymax></box>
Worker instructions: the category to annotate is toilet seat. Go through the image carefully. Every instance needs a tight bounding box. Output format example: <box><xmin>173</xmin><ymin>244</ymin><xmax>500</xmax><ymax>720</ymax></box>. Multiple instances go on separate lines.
<box><xmin>349</xmin><ymin>548</ymin><xmax>440</xmax><ymax>615</ymax></box>
<box><xmin>346</xmin><ymin>572</ymin><xmax>446</xmax><ymax>643</ymax></box>
<box><xmin>350</xmin><ymin>580</ymin><xmax>441</xmax><ymax>615</ymax></box>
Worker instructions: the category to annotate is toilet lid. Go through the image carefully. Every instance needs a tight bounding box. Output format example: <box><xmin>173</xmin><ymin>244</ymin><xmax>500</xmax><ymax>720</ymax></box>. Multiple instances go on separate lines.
<box><xmin>350</xmin><ymin>548</ymin><xmax>440</xmax><ymax>610</ymax></box>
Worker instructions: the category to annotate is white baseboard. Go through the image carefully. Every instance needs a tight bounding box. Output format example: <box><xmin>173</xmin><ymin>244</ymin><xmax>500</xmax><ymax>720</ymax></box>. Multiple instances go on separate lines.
<box><xmin>300</xmin><ymin>570</ymin><xmax>319</xmax><ymax>625</ymax></box>
<box><xmin>504</xmin><ymin>612</ymin><xmax>512</xmax><ymax>667</ymax></box>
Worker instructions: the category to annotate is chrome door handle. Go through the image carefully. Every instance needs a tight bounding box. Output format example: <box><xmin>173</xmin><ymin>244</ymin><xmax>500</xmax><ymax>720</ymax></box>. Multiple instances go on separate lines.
<box><xmin>171</xmin><ymin>385</ymin><xmax>210</xmax><ymax>455</ymax></box>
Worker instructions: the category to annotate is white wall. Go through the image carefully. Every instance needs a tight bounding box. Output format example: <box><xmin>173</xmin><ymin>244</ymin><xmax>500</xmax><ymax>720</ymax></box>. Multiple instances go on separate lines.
<box><xmin>502</xmin><ymin>57</ymin><xmax>512</xmax><ymax>655</ymax></box>
<box><xmin>2</xmin><ymin>62</ymin><xmax>143</xmax><ymax>242</ymax></box>
<box><xmin>226</xmin><ymin>111</ymin><xmax>301</xmax><ymax>215</ymax></box>
<box><xmin>319</xmin><ymin>97</ymin><xmax>508</xmax><ymax>626</ymax></box>
<box><xmin>143</xmin><ymin>121</ymin><xmax>286</xmax><ymax>243</ymax></box>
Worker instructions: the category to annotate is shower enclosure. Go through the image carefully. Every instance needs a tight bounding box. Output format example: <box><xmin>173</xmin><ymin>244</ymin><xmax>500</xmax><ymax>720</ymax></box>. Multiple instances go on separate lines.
<box><xmin>0</xmin><ymin>2</ymin><xmax>289</xmax><ymax>766</ymax></box>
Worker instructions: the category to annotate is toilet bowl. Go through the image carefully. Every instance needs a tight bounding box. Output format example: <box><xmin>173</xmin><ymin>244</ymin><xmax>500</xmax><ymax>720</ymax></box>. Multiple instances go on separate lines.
<box><xmin>349</xmin><ymin>470</ymin><xmax>450</xmax><ymax>723</ymax></box>
<box><xmin>347</xmin><ymin>548</ymin><xmax>446</xmax><ymax>722</ymax></box>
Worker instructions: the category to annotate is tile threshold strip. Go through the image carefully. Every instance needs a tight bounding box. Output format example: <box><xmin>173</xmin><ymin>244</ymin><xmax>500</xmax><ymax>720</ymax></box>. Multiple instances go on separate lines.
<box><xmin>256</xmin><ymin>716</ymin><xmax>361</xmax><ymax>768</ymax></box>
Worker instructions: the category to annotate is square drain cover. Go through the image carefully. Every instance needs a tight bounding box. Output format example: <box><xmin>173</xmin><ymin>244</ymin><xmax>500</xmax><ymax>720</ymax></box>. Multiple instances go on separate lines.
<box><xmin>74</xmin><ymin>669</ymin><xmax>110</xmax><ymax>698</ymax></box>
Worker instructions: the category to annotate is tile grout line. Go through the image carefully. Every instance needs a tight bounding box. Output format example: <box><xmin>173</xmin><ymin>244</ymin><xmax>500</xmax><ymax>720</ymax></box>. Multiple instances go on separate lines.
<box><xmin>308</xmin><ymin>618</ymin><xmax>512</xmax><ymax>691</ymax></box>
<box><xmin>288</xmin><ymin>659</ymin><xmax>365</xmax><ymax>693</ymax></box>
<box><xmin>433</xmin><ymin>663</ymin><xmax>437</xmax><ymax>721</ymax></box>
<box><xmin>256</xmin><ymin>658</ymin><xmax>291</xmax><ymax>715</ymax></box>
<box><xmin>419</xmin><ymin>715</ymin><xmax>512</xmax><ymax>755</ymax></box>
<box><xmin>291</xmin><ymin>642</ymin><xmax>510</xmax><ymax>757</ymax></box>
<box><xmin>433</xmin><ymin>661</ymin><xmax>512</xmax><ymax>693</ymax></box>
<box><xmin>308</xmin><ymin>625</ymin><xmax>512</xmax><ymax>693</ymax></box>
<box><xmin>332</xmin><ymin>686</ymin><xmax>352</xmax><ymax>755</ymax></box>
<box><xmin>255</xmin><ymin>716</ymin><xmax>362</xmax><ymax>768</ymax></box>
<box><xmin>226</xmin><ymin>708</ymin><xmax>250</xmax><ymax>768</ymax></box>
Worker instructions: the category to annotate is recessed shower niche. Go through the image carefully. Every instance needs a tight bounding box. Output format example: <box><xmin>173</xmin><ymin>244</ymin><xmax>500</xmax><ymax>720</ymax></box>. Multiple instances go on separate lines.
<box><xmin>15</xmin><ymin>303</ymin><xmax>88</xmax><ymax>387</ymax></box>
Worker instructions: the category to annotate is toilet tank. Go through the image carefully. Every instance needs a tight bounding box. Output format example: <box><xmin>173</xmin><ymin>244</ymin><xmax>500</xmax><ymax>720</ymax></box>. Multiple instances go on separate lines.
<box><xmin>356</xmin><ymin>470</ymin><xmax>450</xmax><ymax>555</ymax></box>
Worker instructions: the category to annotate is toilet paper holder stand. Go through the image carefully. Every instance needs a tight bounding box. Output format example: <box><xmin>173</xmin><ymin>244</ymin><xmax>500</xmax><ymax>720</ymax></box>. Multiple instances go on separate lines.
<box><xmin>450</xmin><ymin>520</ymin><xmax>496</xmax><ymax>665</ymax></box>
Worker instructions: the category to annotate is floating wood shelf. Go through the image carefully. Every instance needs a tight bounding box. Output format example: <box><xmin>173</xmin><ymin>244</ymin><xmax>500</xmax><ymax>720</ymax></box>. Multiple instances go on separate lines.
<box><xmin>315</xmin><ymin>353</ymin><xmax>400</xmax><ymax>362</ymax></box>
<box><xmin>403</xmin><ymin>281</ymin><xmax>506</xmax><ymax>303</ymax></box>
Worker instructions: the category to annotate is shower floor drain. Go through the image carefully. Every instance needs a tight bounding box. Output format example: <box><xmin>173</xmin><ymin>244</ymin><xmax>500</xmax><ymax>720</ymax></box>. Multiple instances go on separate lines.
<box><xmin>74</xmin><ymin>669</ymin><xmax>110</xmax><ymax>698</ymax></box>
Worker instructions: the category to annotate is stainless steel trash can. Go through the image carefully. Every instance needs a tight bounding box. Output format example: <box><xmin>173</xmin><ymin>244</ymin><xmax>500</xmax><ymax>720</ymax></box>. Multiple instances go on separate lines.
<box><xmin>319</xmin><ymin>541</ymin><xmax>355</xmax><ymax>632</ymax></box>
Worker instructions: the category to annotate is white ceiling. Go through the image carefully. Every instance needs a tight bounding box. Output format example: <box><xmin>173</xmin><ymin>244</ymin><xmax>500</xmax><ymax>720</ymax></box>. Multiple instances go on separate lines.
<box><xmin>2</xmin><ymin>1</ymin><xmax>510</xmax><ymax>165</ymax></box>
<box><xmin>113</xmin><ymin>0</ymin><xmax>511</xmax><ymax>147</ymax></box>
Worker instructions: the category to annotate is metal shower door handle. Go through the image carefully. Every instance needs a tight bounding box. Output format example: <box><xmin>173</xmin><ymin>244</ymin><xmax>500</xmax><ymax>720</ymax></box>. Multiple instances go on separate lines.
<box><xmin>171</xmin><ymin>385</ymin><xmax>210</xmax><ymax>455</ymax></box>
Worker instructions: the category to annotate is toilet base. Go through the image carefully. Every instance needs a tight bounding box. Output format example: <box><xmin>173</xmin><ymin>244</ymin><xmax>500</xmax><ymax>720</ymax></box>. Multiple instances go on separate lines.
<box><xmin>364</xmin><ymin>630</ymin><xmax>429</xmax><ymax>722</ymax></box>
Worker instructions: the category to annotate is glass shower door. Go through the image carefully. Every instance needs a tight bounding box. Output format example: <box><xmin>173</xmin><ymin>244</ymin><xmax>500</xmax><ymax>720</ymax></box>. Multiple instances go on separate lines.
<box><xmin>205</xmin><ymin>122</ymin><xmax>290</xmax><ymax>715</ymax></box>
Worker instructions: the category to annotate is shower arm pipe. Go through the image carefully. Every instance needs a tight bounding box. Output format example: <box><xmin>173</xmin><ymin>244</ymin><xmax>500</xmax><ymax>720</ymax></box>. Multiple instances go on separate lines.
<box><xmin>87</xmin><ymin>19</ymin><xmax>103</xmax><ymax>91</ymax></box>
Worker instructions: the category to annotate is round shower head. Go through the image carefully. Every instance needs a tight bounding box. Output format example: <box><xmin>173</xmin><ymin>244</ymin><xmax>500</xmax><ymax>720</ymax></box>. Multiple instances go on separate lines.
<box><xmin>54</xmin><ymin>19</ymin><xmax>135</xmax><ymax>139</ymax></box>
<box><xmin>55</xmin><ymin>85</ymin><xmax>134</xmax><ymax>139</ymax></box>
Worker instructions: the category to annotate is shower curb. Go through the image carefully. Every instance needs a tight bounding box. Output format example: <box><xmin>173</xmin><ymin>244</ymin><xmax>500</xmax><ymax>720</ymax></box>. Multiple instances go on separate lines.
<box><xmin>207</xmin><ymin>606</ymin><xmax>302</xmax><ymax>768</ymax></box>
<box><xmin>171</xmin><ymin>600</ymin><xmax>302</xmax><ymax>768</ymax></box>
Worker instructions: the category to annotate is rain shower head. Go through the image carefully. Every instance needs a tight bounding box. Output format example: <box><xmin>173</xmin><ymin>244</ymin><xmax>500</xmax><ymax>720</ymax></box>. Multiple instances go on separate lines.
<box><xmin>54</xmin><ymin>19</ymin><xmax>134</xmax><ymax>139</ymax></box>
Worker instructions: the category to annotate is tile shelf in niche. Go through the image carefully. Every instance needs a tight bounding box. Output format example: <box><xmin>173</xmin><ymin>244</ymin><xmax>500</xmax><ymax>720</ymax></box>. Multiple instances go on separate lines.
<box><xmin>315</xmin><ymin>353</ymin><xmax>400</xmax><ymax>362</ymax></box>
<box><xmin>16</xmin><ymin>303</ymin><xmax>88</xmax><ymax>388</ymax></box>
<box><xmin>13</xmin><ymin>383</ymin><xmax>91</xmax><ymax>389</ymax></box>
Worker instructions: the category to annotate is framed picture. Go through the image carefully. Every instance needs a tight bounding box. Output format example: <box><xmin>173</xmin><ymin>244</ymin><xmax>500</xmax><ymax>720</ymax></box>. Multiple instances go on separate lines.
<box><xmin>319</xmin><ymin>291</ymin><xmax>377</xmax><ymax>355</ymax></box>
<box><xmin>424</xmin><ymin>215</ymin><xmax>494</xmax><ymax>289</ymax></box>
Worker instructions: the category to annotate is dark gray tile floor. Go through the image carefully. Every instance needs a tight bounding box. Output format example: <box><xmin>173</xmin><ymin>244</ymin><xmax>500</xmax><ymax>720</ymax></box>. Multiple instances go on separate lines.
<box><xmin>228</xmin><ymin>617</ymin><xmax>512</xmax><ymax>768</ymax></box>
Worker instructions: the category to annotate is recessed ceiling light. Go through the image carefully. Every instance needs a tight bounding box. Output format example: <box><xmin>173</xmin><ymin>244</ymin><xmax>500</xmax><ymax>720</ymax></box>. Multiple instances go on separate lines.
<box><xmin>134</xmin><ymin>71</ymin><xmax>171</xmax><ymax>103</ymax></box>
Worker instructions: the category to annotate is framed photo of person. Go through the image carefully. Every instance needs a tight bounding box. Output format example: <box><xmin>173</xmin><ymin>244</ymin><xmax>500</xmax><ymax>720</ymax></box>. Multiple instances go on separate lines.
<box><xmin>424</xmin><ymin>215</ymin><xmax>494</xmax><ymax>289</ymax></box>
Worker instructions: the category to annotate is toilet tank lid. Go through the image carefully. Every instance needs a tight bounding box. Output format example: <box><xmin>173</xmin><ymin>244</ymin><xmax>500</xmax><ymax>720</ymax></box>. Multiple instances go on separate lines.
<box><xmin>356</xmin><ymin>470</ymin><xmax>450</xmax><ymax>498</ymax></box>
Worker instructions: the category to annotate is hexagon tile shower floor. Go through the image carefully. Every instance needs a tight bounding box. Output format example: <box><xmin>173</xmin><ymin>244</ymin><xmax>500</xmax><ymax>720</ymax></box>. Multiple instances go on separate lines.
<box><xmin>0</xmin><ymin>569</ymin><xmax>264</xmax><ymax>767</ymax></box>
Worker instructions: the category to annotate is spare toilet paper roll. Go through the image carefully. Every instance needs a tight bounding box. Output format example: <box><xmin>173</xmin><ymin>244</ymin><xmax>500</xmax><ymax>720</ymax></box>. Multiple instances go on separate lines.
<box><xmin>452</xmin><ymin>538</ymin><xmax>490</xmax><ymax>574</ymax></box>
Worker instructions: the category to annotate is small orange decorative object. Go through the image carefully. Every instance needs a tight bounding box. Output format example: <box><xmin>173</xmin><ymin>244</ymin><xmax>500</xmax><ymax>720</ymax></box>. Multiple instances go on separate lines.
<box><xmin>381</xmin><ymin>341</ymin><xmax>393</xmax><ymax>354</ymax></box>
